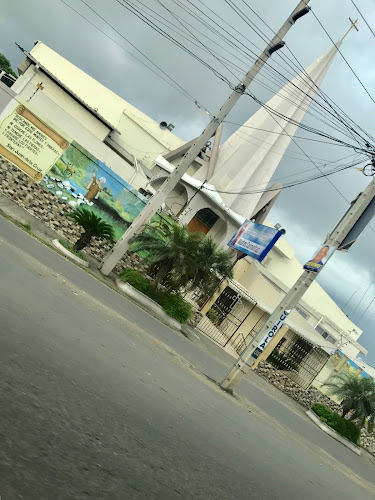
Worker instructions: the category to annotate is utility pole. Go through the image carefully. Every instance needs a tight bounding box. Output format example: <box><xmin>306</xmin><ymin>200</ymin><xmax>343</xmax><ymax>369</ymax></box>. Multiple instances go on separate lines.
<box><xmin>221</xmin><ymin>176</ymin><xmax>375</xmax><ymax>393</ymax></box>
<box><xmin>100</xmin><ymin>1</ymin><xmax>311</xmax><ymax>275</ymax></box>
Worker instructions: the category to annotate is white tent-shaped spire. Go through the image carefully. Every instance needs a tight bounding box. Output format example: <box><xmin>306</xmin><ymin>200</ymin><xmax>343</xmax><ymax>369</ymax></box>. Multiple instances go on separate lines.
<box><xmin>209</xmin><ymin>42</ymin><xmax>342</xmax><ymax>219</ymax></box>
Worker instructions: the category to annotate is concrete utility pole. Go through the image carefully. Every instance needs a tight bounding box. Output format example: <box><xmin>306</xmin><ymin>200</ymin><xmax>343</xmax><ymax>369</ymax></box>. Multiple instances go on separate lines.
<box><xmin>100</xmin><ymin>0</ymin><xmax>311</xmax><ymax>275</ymax></box>
<box><xmin>221</xmin><ymin>176</ymin><xmax>375</xmax><ymax>392</ymax></box>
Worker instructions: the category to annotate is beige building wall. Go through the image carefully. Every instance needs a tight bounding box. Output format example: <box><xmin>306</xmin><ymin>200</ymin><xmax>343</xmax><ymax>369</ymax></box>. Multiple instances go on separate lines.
<box><xmin>10</xmin><ymin>83</ymin><xmax>146</xmax><ymax>189</ymax></box>
<box><xmin>13</xmin><ymin>66</ymin><xmax>110</xmax><ymax>140</ymax></box>
<box><xmin>19</xmin><ymin>42</ymin><xmax>187</xmax><ymax>168</ymax></box>
<box><xmin>265</xmin><ymin>246</ymin><xmax>360</xmax><ymax>338</ymax></box>
<box><xmin>113</xmin><ymin>113</ymin><xmax>185</xmax><ymax>168</ymax></box>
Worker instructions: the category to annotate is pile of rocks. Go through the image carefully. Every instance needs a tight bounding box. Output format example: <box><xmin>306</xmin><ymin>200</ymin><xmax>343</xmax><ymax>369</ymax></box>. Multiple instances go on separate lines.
<box><xmin>256</xmin><ymin>362</ymin><xmax>340</xmax><ymax>412</ymax></box>
<box><xmin>256</xmin><ymin>361</ymin><xmax>375</xmax><ymax>454</ymax></box>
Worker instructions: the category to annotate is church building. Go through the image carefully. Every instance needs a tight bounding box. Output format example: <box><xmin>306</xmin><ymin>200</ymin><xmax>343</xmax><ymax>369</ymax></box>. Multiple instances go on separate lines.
<box><xmin>3</xmin><ymin>40</ymin><xmax>370</xmax><ymax>389</ymax></box>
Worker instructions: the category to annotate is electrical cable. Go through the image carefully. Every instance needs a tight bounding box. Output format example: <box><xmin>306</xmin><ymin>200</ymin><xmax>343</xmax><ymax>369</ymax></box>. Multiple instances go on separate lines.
<box><xmin>115</xmin><ymin>0</ymin><xmax>236</xmax><ymax>88</ymax></box>
<box><xmin>222</xmin><ymin>0</ymin><xmax>375</xmax><ymax>147</ymax></box>
<box><xmin>172</xmin><ymin>0</ymin><xmax>375</xmax><ymax>147</ymax></box>
<box><xmin>352</xmin><ymin>280</ymin><xmax>374</xmax><ymax>315</ymax></box>
<box><xmin>222</xmin><ymin>122</ymin><xmax>365</xmax><ymax>164</ymax></box>
<box><xmin>201</xmin><ymin>157</ymin><xmax>366</xmax><ymax>196</ymax></box>
<box><xmin>59</xmin><ymin>0</ymin><xmax>212</xmax><ymax>115</ymax></box>
<box><xmin>357</xmin><ymin>295</ymin><xmax>375</xmax><ymax>322</ymax></box>
<box><xmin>350</xmin><ymin>0</ymin><xmax>375</xmax><ymax>38</ymax></box>
<box><xmin>62</xmin><ymin>1</ymin><xmax>375</xmax><ymax>209</ymax></box>
<box><xmin>237</xmin><ymin>0</ymin><xmax>375</xmax><ymax>147</ymax></box>
<box><xmin>307</xmin><ymin>3</ymin><xmax>375</xmax><ymax>106</ymax></box>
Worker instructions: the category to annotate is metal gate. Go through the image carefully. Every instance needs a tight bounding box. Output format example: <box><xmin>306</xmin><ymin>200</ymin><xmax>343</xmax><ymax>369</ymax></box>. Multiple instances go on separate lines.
<box><xmin>267</xmin><ymin>332</ymin><xmax>329</xmax><ymax>389</ymax></box>
<box><xmin>231</xmin><ymin>311</ymin><xmax>270</xmax><ymax>355</ymax></box>
<box><xmin>196</xmin><ymin>286</ymin><xmax>257</xmax><ymax>349</ymax></box>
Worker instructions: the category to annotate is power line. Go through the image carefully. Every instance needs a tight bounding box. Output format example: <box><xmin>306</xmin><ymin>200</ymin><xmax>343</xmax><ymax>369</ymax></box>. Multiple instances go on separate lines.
<box><xmin>308</xmin><ymin>4</ymin><xmax>375</xmax><ymax>106</ymax></box>
<box><xmin>115</xmin><ymin>0</ymin><xmax>235</xmax><ymax>88</ymax></box>
<box><xmin>62</xmin><ymin>0</ymin><xmax>374</xmax><ymax>202</ymax></box>
<box><xmin>221</xmin><ymin>0</ymin><xmax>375</xmax><ymax>147</ymax></box>
<box><xmin>223</xmin><ymin>121</ymin><xmax>365</xmax><ymax>164</ymax></box>
<box><xmin>134</xmin><ymin>0</ymin><xmax>373</xmax><ymax>150</ymax></box>
<box><xmin>179</xmin><ymin>0</ymin><xmax>374</xmax><ymax>147</ymax></box>
<box><xmin>350</xmin><ymin>0</ymin><xmax>375</xmax><ymax>39</ymax></box>
<box><xmin>223</xmin><ymin>120</ymin><xmax>363</xmax><ymax>147</ymax></box>
<box><xmin>352</xmin><ymin>280</ymin><xmax>374</xmax><ymax>315</ymax></box>
<box><xmin>245</xmin><ymin>91</ymin><xmax>373</xmax><ymax>154</ymax></box>
<box><xmin>357</xmin><ymin>295</ymin><xmax>375</xmax><ymax>322</ymax></box>
<box><xmin>237</xmin><ymin>0</ymin><xmax>375</xmax><ymax>146</ymax></box>
<box><xmin>59</xmin><ymin>0</ymin><xmax>211</xmax><ymax>115</ymax></box>
<box><xmin>202</xmin><ymin>157</ymin><xmax>366</xmax><ymax>196</ymax></box>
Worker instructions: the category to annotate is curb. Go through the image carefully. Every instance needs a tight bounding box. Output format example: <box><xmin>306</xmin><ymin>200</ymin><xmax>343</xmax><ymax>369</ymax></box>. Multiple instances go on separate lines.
<box><xmin>306</xmin><ymin>409</ymin><xmax>361</xmax><ymax>455</ymax></box>
<box><xmin>115</xmin><ymin>278</ymin><xmax>182</xmax><ymax>332</ymax></box>
<box><xmin>52</xmin><ymin>239</ymin><xmax>89</xmax><ymax>268</ymax></box>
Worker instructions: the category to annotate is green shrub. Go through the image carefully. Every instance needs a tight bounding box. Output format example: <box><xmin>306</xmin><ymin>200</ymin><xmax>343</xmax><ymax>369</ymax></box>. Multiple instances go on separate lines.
<box><xmin>206</xmin><ymin>308</ymin><xmax>220</xmax><ymax>326</ymax></box>
<box><xmin>119</xmin><ymin>268</ymin><xmax>150</xmax><ymax>295</ymax></box>
<box><xmin>160</xmin><ymin>293</ymin><xmax>193</xmax><ymax>324</ymax></box>
<box><xmin>119</xmin><ymin>269</ymin><xmax>193</xmax><ymax>324</ymax></box>
<box><xmin>312</xmin><ymin>403</ymin><xmax>361</xmax><ymax>445</ymax></box>
<box><xmin>58</xmin><ymin>239</ymin><xmax>88</xmax><ymax>261</ymax></box>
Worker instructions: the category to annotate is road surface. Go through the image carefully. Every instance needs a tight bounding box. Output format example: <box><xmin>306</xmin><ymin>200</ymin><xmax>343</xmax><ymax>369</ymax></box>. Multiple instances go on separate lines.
<box><xmin>1</xmin><ymin>215</ymin><xmax>375</xmax><ymax>499</ymax></box>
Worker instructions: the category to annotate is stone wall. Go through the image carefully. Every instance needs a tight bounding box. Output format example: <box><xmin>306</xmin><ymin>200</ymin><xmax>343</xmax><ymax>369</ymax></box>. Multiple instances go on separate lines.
<box><xmin>0</xmin><ymin>159</ymin><xmax>147</xmax><ymax>272</ymax></box>
<box><xmin>0</xmin><ymin>159</ymin><xmax>200</xmax><ymax>325</ymax></box>
<box><xmin>257</xmin><ymin>362</ymin><xmax>375</xmax><ymax>454</ymax></box>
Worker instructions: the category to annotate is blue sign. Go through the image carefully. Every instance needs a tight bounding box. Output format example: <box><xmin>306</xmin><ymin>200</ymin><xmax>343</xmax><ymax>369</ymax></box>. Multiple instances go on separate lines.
<box><xmin>228</xmin><ymin>220</ymin><xmax>282</xmax><ymax>262</ymax></box>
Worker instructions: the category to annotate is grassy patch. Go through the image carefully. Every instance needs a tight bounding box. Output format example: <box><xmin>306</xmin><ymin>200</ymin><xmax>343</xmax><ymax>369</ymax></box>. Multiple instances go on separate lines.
<box><xmin>58</xmin><ymin>239</ymin><xmax>88</xmax><ymax>261</ymax></box>
<box><xmin>312</xmin><ymin>403</ymin><xmax>361</xmax><ymax>445</ymax></box>
<box><xmin>119</xmin><ymin>268</ymin><xmax>193</xmax><ymax>324</ymax></box>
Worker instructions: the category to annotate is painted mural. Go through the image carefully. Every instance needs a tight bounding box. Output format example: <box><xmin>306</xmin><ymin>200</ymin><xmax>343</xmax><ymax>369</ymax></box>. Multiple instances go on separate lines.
<box><xmin>41</xmin><ymin>141</ymin><xmax>148</xmax><ymax>240</ymax></box>
<box><xmin>327</xmin><ymin>351</ymin><xmax>370</xmax><ymax>379</ymax></box>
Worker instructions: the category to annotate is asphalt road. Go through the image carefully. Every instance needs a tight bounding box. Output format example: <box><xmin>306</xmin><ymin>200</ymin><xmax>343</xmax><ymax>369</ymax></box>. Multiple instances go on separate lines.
<box><xmin>1</xmin><ymin>216</ymin><xmax>375</xmax><ymax>499</ymax></box>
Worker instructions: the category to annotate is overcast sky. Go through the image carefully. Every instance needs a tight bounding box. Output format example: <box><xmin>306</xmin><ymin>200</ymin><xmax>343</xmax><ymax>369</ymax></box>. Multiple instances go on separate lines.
<box><xmin>2</xmin><ymin>0</ymin><xmax>375</xmax><ymax>363</ymax></box>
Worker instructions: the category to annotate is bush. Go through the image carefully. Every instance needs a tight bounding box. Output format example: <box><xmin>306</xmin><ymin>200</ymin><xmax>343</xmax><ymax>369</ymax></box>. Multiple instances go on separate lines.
<box><xmin>160</xmin><ymin>293</ymin><xmax>193</xmax><ymax>324</ymax></box>
<box><xmin>206</xmin><ymin>308</ymin><xmax>221</xmax><ymax>326</ymax></box>
<box><xmin>119</xmin><ymin>268</ymin><xmax>150</xmax><ymax>294</ymax></box>
<box><xmin>119</xmin><ymin>269</ymin><xmax>193</xmax><ymax>324</ymax></box>
<box><xmin>312</xmin><ymin>403</ymin><xmax>361</xmax><ymax>445</ymax></box>
<box><xmin>58</xmin><ymin>239</ymin><xmax>88</xmax><ymax>261</ymax></box>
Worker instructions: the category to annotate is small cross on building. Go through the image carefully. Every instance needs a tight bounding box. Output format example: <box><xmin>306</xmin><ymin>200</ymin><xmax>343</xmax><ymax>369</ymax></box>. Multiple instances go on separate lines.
<box><xmin>341</xmin><ymin>18</ymin><xmax>359</xmax><ymax>41</ymax></box>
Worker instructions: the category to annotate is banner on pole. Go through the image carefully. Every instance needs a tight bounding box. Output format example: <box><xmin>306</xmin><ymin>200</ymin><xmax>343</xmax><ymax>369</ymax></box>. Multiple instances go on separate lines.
<box><xmin>251</xmin><ymin>310</ymin><xmax>291</xmax><ymax>359</ymax></box>
<box><xmin>303</xmin><ymin>245</ymin><xmax>334</xmax><ymax>273</ymax></box>
<box><xmin>228</xmin><ymin>220</ymin><xmax>282</xmax><ymax>262</ymax></box>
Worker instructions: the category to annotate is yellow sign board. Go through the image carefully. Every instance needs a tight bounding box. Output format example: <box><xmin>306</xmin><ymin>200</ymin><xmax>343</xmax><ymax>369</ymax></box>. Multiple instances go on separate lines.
<box><xmin>0</xmin><ymin>104</ymin><xmax>69</xmax><ymax>181</ymax></box>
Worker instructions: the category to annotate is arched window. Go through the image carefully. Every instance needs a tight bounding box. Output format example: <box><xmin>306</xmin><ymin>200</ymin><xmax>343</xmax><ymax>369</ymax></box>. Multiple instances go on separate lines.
<box><xmin>187</xmin><ymin>208</ymin><xmax>219</xmax><ymax>234</ymax></box>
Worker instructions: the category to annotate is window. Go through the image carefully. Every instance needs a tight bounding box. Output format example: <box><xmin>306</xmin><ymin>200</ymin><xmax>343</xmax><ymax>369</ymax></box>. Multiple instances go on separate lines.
<box><xmin>262</xmin><ymin>256</ymin><xmax>272</xmax><ymax>267</ymax></box>
<box><xmin>195</xmin><ymin>208</ymin><xmax>219</xmax><ymax>229</ymax></box>
<box><xmin>295</xmin><ymin>306</ymin><xmax>309</xmax><ymax>320</ymax></box>
<box><xmin>316</xmin><ymin>325</ymin><xmax>336</xmax><ymax>345</ymax></box>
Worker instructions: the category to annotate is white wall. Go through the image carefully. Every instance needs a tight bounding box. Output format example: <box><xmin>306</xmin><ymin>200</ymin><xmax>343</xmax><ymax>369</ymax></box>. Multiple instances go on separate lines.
<box><xmin>8</xmin><ymin>83</ymin><xmax>147</xmax><ymax>190</ymax></box>
<box><xmin>265</xmin><ymin>247</ymin><xmax>362</xmax><ymax>341</ymax></box>
<box><xmin>111</xmin><ymin>113</ymin><xmax>185</xmax><ymax>168</ymax></box>
<box><xmin>16</xmin><ymin>66</ymin><xmax>110</xmax><ymax>140</ymax></box>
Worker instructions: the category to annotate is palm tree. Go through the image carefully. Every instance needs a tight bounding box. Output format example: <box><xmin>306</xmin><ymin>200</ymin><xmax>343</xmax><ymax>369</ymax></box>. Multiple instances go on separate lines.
<box><xmin>190</xmin><ymin>237</ymin><xmax>233</xmax><ymax>297</ymax></box>
<box><xmin>323</xmin><ymin>371</ymin><xmax>375</xmax><ymax>431</ymax></box>
<box><xmin>131</xmin><ymin>222</ymin><xmax>233</xmax><ymax>293</ymax></box>
<box><xmin>67</xmin><ymin>206</ymin><xmax>115</xmax><ymax>251</ymax></box>
<box><xmin>131</xmin><ymin>222</ymin><xmax>202</xmax><ymax>289</ymax></box>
